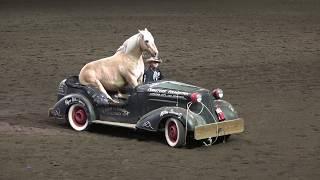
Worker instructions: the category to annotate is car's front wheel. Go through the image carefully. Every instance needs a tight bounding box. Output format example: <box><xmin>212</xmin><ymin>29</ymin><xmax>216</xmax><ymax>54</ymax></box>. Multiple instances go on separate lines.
<box><xmin>68</xmin><ymin>104</ymin><xmax>89</xmax><ymax>131</ymax></box>
<box><xmin>165</xmin><ymin>118</ymin><xmax>186</xmax><ymax>148</ymax></box>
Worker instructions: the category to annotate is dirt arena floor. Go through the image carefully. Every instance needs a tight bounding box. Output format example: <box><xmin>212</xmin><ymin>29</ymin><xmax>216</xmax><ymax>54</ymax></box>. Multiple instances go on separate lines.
<box><xmin>0</xmin><ymin>0</ymin><xmax>319</xmax><ymax>179</ymax></box>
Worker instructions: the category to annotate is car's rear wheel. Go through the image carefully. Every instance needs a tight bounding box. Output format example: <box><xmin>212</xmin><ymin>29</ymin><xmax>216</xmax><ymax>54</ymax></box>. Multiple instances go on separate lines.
<box><xmin>165</xmin><ymin>118</ymin><xmax>185</xmax><ymax>148</ymax></box>
<box><xmin>68</xmin><ymin>104</ymin><xmax>89</xmax><ymax>131</ymax></box>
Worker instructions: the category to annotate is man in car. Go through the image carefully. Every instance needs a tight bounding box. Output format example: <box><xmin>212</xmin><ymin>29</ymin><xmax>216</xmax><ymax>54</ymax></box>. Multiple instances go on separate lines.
<box><xmin>143</xmin><ymin>56</ymin><xmax>164</xmax><ymax>83</ymax></box>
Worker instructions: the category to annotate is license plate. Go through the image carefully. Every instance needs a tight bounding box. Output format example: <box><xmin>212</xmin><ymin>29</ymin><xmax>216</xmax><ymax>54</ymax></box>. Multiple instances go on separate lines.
<box><xmin>215</xmin><ymin>107</ymin><xmax>225</xmax><ymax>121</ymax></box>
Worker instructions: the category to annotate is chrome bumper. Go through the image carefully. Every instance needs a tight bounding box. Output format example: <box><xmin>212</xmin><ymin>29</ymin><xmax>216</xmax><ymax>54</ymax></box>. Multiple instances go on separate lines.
<box><xmin>194</xmin><ymin>118</ymin><xmax>244</xmax><ymax>140</ymax></box>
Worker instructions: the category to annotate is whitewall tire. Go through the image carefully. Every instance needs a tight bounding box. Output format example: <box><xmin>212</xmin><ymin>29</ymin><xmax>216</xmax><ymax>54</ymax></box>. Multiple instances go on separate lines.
<box><xmin>165</xmin><ymin>118</ymin><xmax>186</xmax><ymax>148</ymax></box>
<box><xmin>68</xmin><ymin>104</ymin><xmax>89</xmax><ymax>131</ymax></box>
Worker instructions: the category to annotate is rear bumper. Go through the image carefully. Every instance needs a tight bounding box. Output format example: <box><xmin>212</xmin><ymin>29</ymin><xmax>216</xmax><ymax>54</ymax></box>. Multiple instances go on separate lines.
<box><xmin>194</xmin><ymin>118</ymin><xmax>244</xmax><ymax>140</ymax></box>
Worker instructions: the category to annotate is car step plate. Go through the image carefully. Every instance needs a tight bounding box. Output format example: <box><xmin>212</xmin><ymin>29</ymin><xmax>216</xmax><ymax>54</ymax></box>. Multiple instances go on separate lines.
<box><xmin>92</xmin><ymin>120</ymin><xmax>136</xmax><ymax>129</ymax></box>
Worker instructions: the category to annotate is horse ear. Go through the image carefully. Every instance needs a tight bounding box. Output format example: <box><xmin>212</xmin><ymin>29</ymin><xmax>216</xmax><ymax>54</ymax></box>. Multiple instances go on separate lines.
<box><xmin>145</xmin><ymin>28</ymin><xmax>148</xmax><ymax>31</ymax></box>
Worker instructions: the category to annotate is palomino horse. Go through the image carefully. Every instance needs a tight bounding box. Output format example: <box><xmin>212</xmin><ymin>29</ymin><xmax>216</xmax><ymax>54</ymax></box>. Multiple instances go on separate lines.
<box><xmin>79</xmin><ymin>28</ymin><xmax>158</xmax><ymax>103</ymax></box>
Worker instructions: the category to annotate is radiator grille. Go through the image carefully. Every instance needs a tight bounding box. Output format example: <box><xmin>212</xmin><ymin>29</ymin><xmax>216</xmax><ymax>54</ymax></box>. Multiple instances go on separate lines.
<box><xmin>189</xmin><ymin>91</ymin><xmax>216</xmax><ymax>123</ymax></box>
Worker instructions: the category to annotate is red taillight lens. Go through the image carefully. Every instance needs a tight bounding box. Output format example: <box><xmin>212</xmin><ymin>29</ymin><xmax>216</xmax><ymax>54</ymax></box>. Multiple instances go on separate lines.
<box><xmin>212</xmin><ymin>88</ymin><xmax>223</xmax><ymax>99</ymax></box>
<box><xmin>215</xmin><ymin>107</ymin><xmax>225</xmax><ymax>121</ymax></box>
<box><xmin>190</xmin><ymin>93</ymin><xmax>202</xmax><ymax>103</ymax></box>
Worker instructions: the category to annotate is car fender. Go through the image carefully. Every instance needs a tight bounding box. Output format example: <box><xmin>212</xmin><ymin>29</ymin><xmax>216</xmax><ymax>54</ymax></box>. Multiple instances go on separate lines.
<box><xmin>136</xmin><ymin>106</ymin><xmax>207</xmax><ymax>132</ymax></box>
<box><xmin>213</xmin><ymin>99</ymin><xmax>239</xmax><ymax>120</ymax></box>
<box><xmin>49</xmin><ymin>93</ymin><xmax>96</xmax><ymax>122</ymax></box>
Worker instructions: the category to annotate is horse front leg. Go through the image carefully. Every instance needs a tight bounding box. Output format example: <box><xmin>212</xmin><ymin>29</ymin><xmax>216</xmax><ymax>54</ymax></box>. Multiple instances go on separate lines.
<box><xmin>125</xmin><ymin>74</ymin><xmax>139</xmax><ymax>88</ymax></box>
<box><xmin>94</xmin><ymin>79</ymin><xmax>119</xmax><ymax>103</ymax></box>
<box><xmin>137</xmin><ymin>74</ymin><xmax>143</xmax><ymax>85</ymax></box>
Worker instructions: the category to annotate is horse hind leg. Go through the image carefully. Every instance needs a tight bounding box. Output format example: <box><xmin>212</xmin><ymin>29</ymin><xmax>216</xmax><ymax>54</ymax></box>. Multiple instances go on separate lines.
<box><xmin>94</xmin><ymin>79</ymin><xmax>119</xmax><ymax>103</ymax></box>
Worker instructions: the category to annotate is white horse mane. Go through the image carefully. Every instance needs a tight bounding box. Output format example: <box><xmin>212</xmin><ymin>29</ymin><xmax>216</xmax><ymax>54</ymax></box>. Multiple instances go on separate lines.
<box><xmin>116</xmin><ymin>34</ymin><xmax>139</xmax><ymax>53</ymax></box>
<box><xmin>116</xmin><ymin>44</ymin><xmax>126</xmax><ymax>52</ymax></box>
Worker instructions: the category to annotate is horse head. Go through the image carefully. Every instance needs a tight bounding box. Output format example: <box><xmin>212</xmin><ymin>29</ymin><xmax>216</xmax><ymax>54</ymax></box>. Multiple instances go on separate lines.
<box><xmin>139</xmin><ymin>28</ymin><xmax>158</xmax><ymax>58</ymax></box>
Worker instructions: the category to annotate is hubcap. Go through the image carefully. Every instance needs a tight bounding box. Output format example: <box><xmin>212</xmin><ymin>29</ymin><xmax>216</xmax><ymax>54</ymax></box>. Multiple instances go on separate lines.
<box><xmin>168</xmin><ymin>121</ymin><xmax>178</xmax><ymax>142</ymax></box>
<box><xmin>72</xmin><ymin>106</ymin><xmax>87</xmax><ymax>126</ymax></box>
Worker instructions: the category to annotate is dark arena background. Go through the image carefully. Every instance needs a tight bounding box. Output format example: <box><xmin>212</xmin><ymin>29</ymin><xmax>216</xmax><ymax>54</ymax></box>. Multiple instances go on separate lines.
<box><xmin>0</xmin><ymin>0</ymin><xmax>319</xmax><ymax>179</ymax></box>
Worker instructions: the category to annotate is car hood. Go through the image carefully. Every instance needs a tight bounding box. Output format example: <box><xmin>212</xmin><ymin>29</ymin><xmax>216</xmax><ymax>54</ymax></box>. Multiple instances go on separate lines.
<box><xmin>137</xmin><ymin>80</ymin><xmax>219</xmax><ymax>124</ymax></box>
<box><xmin>137</xmin><ymin>80</ymin><xmax>206</xmax><ymax>94</ymax></box>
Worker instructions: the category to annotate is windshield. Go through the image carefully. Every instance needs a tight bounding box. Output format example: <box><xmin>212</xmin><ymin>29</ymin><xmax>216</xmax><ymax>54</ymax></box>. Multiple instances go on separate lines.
<box><xmin>151</xmin><ymin>81</ymin><xmax>200</xmax><ymax>92</ymax></box>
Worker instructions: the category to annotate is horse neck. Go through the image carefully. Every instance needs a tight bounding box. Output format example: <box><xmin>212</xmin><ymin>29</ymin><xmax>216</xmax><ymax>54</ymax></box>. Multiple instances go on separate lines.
<box><xmin>120</xmin><ymin>33</ymin><xmax>142</xmax><ymax>60</ymax></box>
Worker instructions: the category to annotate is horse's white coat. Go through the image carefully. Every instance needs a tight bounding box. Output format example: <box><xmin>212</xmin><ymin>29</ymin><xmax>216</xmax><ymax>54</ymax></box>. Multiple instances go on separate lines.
<box><xmin>79</xmin><ymin>29</ymin><xmax>158</xmax><ymax>102</ymax></box>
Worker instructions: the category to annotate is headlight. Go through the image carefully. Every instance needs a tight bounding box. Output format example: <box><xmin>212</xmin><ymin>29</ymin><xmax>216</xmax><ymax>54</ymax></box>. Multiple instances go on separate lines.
<box><xmin>212</xmin><ymin>88</ymin><xmax>223</xmax><ymax>99</ymax></box>
<box><xmin>190</xmin><ymin>93</ymin><xmax>202</xmax><ymax>103</ymax></box>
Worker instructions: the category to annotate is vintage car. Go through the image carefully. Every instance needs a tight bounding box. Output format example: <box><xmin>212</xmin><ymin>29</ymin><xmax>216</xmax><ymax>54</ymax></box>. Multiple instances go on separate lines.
<box><xmin>48</xmin><ymin>76</ymin><xmax>244</xmax><ymax>147</ymax></box>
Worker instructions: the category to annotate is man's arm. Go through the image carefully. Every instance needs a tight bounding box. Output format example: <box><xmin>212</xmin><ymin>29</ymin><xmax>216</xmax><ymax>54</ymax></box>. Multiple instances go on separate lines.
<box><xmin>159</xmin><ymin>69</ymin><xmax>164</xmax><ymax>80</ymax></box>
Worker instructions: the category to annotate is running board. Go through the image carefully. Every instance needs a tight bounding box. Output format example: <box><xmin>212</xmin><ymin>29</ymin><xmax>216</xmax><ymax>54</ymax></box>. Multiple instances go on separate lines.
<box><xmin>92</xmin><ymin>120</ymin><xmax>136</xmax><ymax>129</ymax></box>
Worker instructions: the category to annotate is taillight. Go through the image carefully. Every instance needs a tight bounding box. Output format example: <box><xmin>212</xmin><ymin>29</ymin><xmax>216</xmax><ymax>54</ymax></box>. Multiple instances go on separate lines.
<box><xmin>190</xmin><ymin>93</ymin><xmax>202</xmax><ymax>103</ymax></box>
<box><xmin>215</xmin><ymin>107</ymin><xmax>225</xmax><ymax>121</ymax></box>
<box><xmin>212</xmin><ymin>88</ymin><xmax>223</xmax><ymax>99</ymax></box>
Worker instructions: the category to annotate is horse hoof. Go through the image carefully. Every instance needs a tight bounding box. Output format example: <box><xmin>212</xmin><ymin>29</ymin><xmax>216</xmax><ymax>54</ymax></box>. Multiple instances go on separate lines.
<box><xmin>115</xmin><ymin>94</ymin><xmax>128</xmax><ymax>100</ymax></box>
<box><xmin>111</xmin><ymin>99</ymin><xmax>120</xmax><ymax>104</ymax></box>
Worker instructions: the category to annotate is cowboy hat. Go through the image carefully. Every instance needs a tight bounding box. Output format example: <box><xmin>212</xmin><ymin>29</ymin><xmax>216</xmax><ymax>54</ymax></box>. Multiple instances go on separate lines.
<box><xmin>145</xmin><ymin>56</ymin><xmax>162</xmax><ymax>63</ymax></box>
